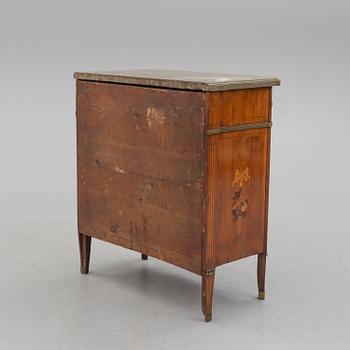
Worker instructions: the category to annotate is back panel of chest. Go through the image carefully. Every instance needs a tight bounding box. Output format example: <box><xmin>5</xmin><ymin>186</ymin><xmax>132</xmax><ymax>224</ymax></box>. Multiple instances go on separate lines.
<box><xmin>76</xmin><ymin>80</ymin><xmax>206</xmax><ymax>274</ymax></box>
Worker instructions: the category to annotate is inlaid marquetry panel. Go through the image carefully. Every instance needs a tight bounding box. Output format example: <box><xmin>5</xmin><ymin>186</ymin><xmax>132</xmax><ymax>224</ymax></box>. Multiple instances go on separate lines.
<box><xmin>206</xmin><ymin>128</ymin><xmax>269</xmax><ymax>267</ymax></box>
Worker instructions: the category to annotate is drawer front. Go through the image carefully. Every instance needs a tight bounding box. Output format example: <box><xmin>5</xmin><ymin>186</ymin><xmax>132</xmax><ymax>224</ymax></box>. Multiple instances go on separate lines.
<box><xmin>208</xmin><ymin>87</ymin><xmax>271</xmax><ymax>129</ymax></box>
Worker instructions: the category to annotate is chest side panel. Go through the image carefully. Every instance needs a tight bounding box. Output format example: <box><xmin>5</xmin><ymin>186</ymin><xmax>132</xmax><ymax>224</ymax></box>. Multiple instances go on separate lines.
<box><xmin>76</xmin><ymin>81</ymin><xmax>206</xmax><ymax>274</ymax></box>
<box><xmin>207</xmin><ymin>128</ymin><xmax>269</xmax><ymax>267</ymax></box>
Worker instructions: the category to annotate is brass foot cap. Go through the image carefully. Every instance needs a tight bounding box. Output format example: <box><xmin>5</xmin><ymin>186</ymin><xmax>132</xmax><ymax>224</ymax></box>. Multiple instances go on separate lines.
<box><xmin>204</xmin><ymin>313</ymin><xmax>212</xmax><ymax>322</ymax></box>
<box><xmin>80</xmin><ymin>266</ymin><xmax>89</xmax><ymax>274</ymax></box>
<box><xmin>258</xmin><ymin>291</ymin><xmax>265</xmax><ymax>300</ymax></box>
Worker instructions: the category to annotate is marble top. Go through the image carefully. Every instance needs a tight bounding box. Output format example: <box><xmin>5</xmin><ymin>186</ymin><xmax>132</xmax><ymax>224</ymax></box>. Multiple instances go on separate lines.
<box><xmin>74</xmin><ymin>69</ymin><xmax>280</xmax><ymax>91</ymax></box>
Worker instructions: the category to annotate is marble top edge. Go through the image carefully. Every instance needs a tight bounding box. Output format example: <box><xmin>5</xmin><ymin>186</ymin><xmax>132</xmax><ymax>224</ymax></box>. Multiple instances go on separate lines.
<box><xmin>74</xmin><ymin>69</ymin><xmax>280</xmax><ymax>91</ymax></box>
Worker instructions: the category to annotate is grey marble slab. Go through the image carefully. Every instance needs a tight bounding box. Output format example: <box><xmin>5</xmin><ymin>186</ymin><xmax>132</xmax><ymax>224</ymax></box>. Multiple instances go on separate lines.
<box><xmin>74</xmin><ymin>69</ymin><xmax>280</xmax><ymax>91</ymax></box>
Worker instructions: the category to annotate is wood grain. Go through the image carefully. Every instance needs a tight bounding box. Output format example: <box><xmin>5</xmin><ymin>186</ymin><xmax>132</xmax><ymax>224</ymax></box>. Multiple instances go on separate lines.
<box><xmin>206</xmin><ymin>128</ymin><xmax>269</xmax><ymax>267</ymax></box>
<box><xmin>208</xmin><ymin>87</ymin><xmax>271</xmax><ymax>128</ymax></box>
<box><xmin>77</xmin><ymin>81</ymin><xmax>207</xmax><ymax>274</ymax></box>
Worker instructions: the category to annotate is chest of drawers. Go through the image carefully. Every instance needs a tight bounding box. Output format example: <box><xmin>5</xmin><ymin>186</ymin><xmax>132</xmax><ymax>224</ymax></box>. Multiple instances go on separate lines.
<box><xmin>74</xmin><ymin>69</ymin><xmax>280</xmax><ymax>321</ymax></box>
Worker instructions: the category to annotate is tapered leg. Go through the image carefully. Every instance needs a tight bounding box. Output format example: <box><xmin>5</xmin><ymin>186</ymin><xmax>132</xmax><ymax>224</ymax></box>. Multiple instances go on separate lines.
<box><xmin>202</xmin><ymin>269</ymin><xmax>215</xmax><ymax>322</ymax></box>
<box><xmin>79</xmin><ymin>232</ymin><xmax>91</xmax><ymax>274</ymax></box>
<box><xmin>257</xmin><ymin>253</ymin><xmax>266</xmax><ymax>300</ymax></box>
<box><xmin>141</xmin><ymin>254</ymin><xmax>148</xmax><ymax>260</ymax></box>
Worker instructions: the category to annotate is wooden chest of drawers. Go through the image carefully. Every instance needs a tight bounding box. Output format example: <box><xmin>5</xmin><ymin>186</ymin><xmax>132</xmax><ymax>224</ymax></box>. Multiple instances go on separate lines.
<box><xmin>74</xmin><ymin>70</ymin><xmax>280</xmax><ymax>321</ymax></box>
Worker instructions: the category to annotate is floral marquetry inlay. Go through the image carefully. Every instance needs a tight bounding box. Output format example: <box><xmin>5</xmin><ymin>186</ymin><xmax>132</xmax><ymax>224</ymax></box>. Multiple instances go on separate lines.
<box><xmin>232</xmin><ymin>167</ymin><xmax>250</xmax><ymax>222</ymax></box>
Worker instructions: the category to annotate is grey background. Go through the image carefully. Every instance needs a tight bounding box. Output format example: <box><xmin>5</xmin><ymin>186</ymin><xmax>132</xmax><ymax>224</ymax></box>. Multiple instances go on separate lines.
<box><xmin>1</xmin><ymin>0</ymin><xmax>349</xmax><ymax>349</ymax></box>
